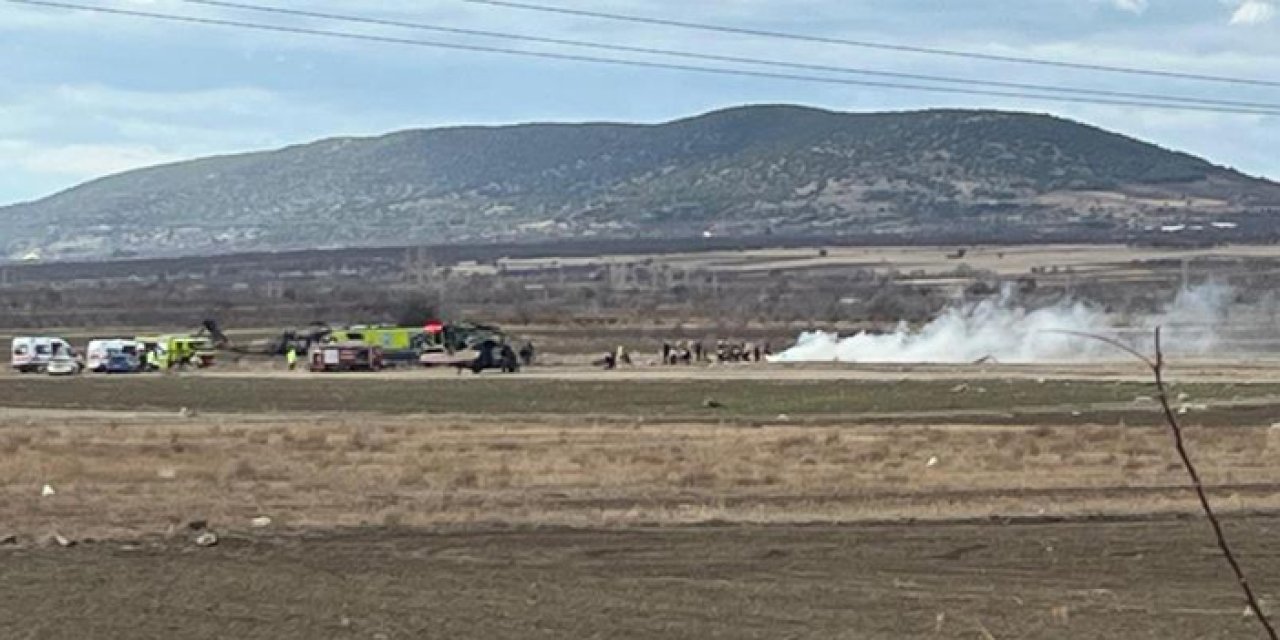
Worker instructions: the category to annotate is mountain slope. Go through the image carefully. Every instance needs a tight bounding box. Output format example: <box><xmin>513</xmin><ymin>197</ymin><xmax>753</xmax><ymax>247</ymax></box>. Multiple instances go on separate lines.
<box><xmin>4</xmin><ymin>105</ymin><xmax>1278</xmax><ymax>259</ymax></box>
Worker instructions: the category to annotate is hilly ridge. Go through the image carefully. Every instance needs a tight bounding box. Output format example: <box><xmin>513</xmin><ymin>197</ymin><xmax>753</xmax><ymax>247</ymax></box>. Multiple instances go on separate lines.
<box><xmin>4</xmin><ymin>104</ymin><xmax>1278</xmax><ymax>260</ymax></box>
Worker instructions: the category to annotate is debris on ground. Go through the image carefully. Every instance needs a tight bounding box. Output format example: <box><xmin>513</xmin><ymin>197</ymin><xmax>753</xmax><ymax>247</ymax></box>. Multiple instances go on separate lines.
<box><xmin>187</xmin><ymin>519</ymin><xmax>208</xmax><ymax>531</ymax></box>
<box><xmin>251</xmin><ymin>516</ymin><xmax>272</xmax><ymax>528</ymax></box>
<box><xmin>926</xmin><ymin>456</ymin><xmax>939</xmax><ymax>468</ymax></box>
<box><xmin>179</xmin><ymin>407</ymin><xmax>197</xmax><ymax>418</ymax></box>
<box><xmin>702</xmin><ymin>398</ymin><xmax>724</xmax><ymax>409</ymax></box>
<box><xmin>194</xmin><ymin>532</ymin><xmax>219</xmax><ymax>547</ymax></box>
<box><xmin>48</xmin><ymin>533</ymin><xmax>75</xmax><ymax>548</ymax></box>
<box><xmin>41</xmin><ymin>484</ymin><xmax>56</xmax><ymax>497</ymax></box>
<box><xmin>950</xmin><ymin>384</ymin><xmax>969</xmax><ymax>393</ymax></box>
<box><xmin>1</xmin><ymin>534</ymin><xmax>18</xmax><ymax>545</ymax></box>
<box><xmin>156</xmin><ymin>467</ymin><xmax>177</xmax><ymax>480</ymax></box>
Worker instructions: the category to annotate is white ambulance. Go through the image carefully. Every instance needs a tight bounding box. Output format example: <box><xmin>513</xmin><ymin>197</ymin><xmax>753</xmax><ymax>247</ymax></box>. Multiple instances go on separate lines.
<box><xmin>86</xmin><ymin>339</ymin><xmax>142</xmax><ymax>372</ymax></box>
<box><xmin>10</xmin><ymin>336</ymin><xmax>76</xmax><ymax>373</ymax></box>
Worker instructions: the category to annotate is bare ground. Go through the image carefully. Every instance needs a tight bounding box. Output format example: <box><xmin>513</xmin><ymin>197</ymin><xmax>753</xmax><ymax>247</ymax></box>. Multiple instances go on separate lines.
<box><xmin>4</xmin><ymin>519</ymin><xmax>1280</xmax><ymax>639</ymax></box>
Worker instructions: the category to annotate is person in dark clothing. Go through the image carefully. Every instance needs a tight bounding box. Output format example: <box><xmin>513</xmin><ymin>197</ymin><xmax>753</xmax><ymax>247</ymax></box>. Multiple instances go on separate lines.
<box><xmin>518</xmin><ymin>341</ymin><xmax>536</xmax><ymax>367</ymax></box>
<box><xmin>500</xmin><ymin>344</ymin><xmax>520</xmax><ymax>373</ymax></box>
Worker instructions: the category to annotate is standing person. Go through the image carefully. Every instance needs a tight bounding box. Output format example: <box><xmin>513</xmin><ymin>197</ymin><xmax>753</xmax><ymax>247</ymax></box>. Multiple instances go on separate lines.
<box><xmin>661</xmin><ymin>341</ymin><xmax>672</xmax><ymax>365</ymax></box>
<box><xmin>286</xmin><ymin>346</ymin><xmax>298</xmax><ymax>371</ymax></box>
<box><xmin>693</xmin><ymin>341</ymin><xmax>703</xmax><ymax>363</ymax></box>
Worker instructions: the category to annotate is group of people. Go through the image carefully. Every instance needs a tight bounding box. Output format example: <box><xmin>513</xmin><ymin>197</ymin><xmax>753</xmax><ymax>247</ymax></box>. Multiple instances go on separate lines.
<box><xmin>658</xmin><ymin>339</ymin><xmax>772</xmax><ymax>365</ymax></box>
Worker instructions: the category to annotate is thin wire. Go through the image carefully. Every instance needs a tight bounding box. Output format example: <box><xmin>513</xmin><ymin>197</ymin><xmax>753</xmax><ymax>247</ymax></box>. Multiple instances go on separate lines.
<box><xmin>8</xmin><ymin>0</ymin><xmax>1280</xmax><ymax>115</ymax></box>
<box><xmin>464</xmin><ymin>0</ymin><xmax>1280</xmax><ymax>89</ymax></box>
<box><xmin>172</xmin><ymin>0</ymin><xmax>1280</xmax><ymax>112</ymax></box>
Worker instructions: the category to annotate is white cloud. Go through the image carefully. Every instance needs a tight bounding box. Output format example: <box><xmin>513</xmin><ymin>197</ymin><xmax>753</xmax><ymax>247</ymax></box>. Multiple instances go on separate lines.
<box><xmin>0</xmin><ymin>139</ymin><xmax>182</xmax><ymax>185</ymax></box>
<box><xmin>1230</xmin><ymin>0</ymin><xmax>1276</xmax><ymax>24</ymax></box>
<box><xmin>52</xmin><ymin>84</ymin><xmax>280</xmax><ymax>116</ymax></box>
<box><xmin>1107</xmin><ymin>0</ymin><xmax>1150</xmax><ymax>14</ymax></box>
<box><xmin>17</xmin><ymin>143</ymin><xmax>183</xmax><ymax>177</ymax></box>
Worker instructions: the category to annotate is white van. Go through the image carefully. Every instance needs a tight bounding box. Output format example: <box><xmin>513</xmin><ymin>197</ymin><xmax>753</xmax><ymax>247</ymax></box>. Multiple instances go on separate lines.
<box><xmin>10</xmin><ymin>336</ymin><xmax>75</xmax><ymax>373</ymax></box>
<box><xmin>86</xmin><ymin>338</ymin><xmax>141</xmax><ymax>372</ymax></box>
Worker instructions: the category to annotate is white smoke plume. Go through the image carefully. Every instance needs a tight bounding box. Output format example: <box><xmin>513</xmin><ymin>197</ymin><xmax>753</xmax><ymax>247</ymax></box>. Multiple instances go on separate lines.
<box><xmin>770</xmin><ymin>284</ymin><xmax>1230</xmax><ymax>364</ymax></box>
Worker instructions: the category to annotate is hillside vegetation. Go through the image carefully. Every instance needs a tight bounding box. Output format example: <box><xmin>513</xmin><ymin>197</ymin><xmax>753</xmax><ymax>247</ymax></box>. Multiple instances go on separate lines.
<box><xmin>4</xmin><ymin>105</ymin><xmax>1278</xmax><ymax>259</ymax></box>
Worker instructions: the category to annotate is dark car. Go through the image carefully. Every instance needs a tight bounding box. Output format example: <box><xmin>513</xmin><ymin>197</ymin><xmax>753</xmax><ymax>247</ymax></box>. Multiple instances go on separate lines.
<box><xmin>103</xmin><ymin>353</ymin><xmax>141</xmax><ymax>373</ymax></box>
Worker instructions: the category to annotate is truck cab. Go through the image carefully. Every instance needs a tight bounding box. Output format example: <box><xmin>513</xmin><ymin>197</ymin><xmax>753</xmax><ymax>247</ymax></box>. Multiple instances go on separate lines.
<box><xmin>135</xmin><ymin>335</ymin><xmax>217</xmax><ymax>370</ymax></box>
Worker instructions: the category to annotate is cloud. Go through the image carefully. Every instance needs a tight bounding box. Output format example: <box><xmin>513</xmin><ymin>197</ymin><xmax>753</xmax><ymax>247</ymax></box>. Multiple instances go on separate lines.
<box><xmin>14</xmin><ymin>142</ymin><xmax>183</xmax><ymax>177</ymax></box>
<box><xmin>52</xmin><ymin>84</ymin><xmax>280</xmax><ymax>116</ymax></box>
<box><xmin>1107</xmin><ymin>0</ymin><xmax>1150</xmax><ymax>14</ymax></box>
<box><xmin>1230</xmin><ymin>0</ymin><xmax>1276</xmax><ymax>24</ymax></box>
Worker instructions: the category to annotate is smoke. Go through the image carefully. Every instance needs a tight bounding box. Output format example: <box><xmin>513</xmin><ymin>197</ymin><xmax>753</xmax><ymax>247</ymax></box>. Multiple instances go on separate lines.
<box><xmin>770</xmin><ymin>283</ymin><xmax>1231</xmax><ymax>364</ymax></box>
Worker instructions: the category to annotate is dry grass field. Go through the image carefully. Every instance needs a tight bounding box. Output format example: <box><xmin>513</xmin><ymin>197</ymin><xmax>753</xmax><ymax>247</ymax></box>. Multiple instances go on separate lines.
<box><xmin>5</xmin><ymin>406</ymin><xmax>1280</xmax><ymax>540</ymax></box>
<box><xmin>5</xmin><ymin>369</ymin><xmax>1280</xmax><ymax>638</ymax></box>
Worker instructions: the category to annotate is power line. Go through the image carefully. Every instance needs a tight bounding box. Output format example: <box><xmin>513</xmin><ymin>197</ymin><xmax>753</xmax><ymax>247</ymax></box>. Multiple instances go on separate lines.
<box><xmin>464</xmin><ymin>0</ymin><xmax>1280</xmax><ymax>89</ymax></box>
<box><xmin>172</xmin><ymin>0</ymin><xmax>1280</xmax><ymax>112</ymax></box>
<box><xmin>8</xmin><ymin>0</ymin><xmax>1280</xmax><ymax>116</ymax></box>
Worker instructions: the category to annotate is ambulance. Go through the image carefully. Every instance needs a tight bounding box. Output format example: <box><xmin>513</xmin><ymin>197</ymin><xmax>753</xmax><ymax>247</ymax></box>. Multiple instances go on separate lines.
<box><xmin>10</xmin><ymin>336</ymin><xmax>76</xmax><ymax>373</ymax></box>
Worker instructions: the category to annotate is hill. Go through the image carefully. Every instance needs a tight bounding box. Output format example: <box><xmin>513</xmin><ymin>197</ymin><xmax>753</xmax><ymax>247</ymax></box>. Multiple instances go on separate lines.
<box><xmin>3</xmin><ymin>105</ymin><xmax>1278</xmax><ymax>260</ymax></box>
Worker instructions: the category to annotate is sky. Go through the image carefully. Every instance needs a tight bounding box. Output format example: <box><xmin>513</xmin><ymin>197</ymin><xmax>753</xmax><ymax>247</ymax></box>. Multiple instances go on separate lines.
<box><xmin>1</xmin><ymin>0</ymin><xmax>1278</xmax><ymax>205</ymax></box>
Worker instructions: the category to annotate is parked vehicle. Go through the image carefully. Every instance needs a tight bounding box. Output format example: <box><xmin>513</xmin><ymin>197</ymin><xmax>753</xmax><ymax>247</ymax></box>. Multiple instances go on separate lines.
<box><xmin>135</xmin><ymin>335</ymin><xmax>217</xmax><ymax>370</ymax></box>
<box><xmin>102</xmin><ymin>352</ymin><xmax>141</xmax><ymax>373</ymax></box>
<box><xmin>46</xmin><ymin>354</ymin><xmax>83</xmax><ymax>376</ymax></box>
<box><xmin>325</xmin><ymin>325</ymin><xmax>425</xmax><ymax>366</ymax></box>
<box><xmin>86</xmin><ymin>339</ymin><xmax>142</xmax><ymax>372</ymax></box>
<box><xmin>10</xmin><ymin>336</ymin><xmax>76</xmax><ymax>373</ymax></box>
<box><xmin>309</xmin><ymin>342</ymin><xmax>384</xmax><ymax>372</ymax></box>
